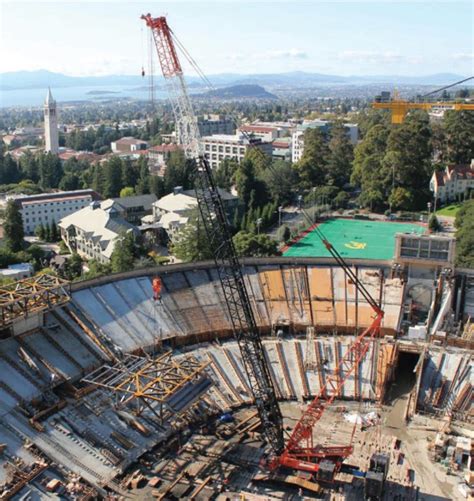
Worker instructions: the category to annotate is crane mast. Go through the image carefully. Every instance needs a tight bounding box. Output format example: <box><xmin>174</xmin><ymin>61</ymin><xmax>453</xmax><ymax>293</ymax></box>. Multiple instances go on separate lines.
<box><xmin>141</xmin><ymin>14</ymin><xmax>285</xmax><ymax>454</ymax></box>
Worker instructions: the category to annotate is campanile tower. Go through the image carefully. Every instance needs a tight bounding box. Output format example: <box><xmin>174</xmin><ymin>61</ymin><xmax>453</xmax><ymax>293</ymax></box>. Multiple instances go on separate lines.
<box><xmin>44</xmin><ymin>88</ymin><xmax>59</xmax><ymax>154</ymax></box>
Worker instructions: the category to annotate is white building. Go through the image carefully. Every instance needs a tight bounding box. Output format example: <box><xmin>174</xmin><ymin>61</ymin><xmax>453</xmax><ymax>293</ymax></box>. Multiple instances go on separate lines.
<box><xmin>152</xmin><ymin>186</ymin><xmax>238</xmax><ymax>240</ymax></box>
<box><xmin>44</xmin><ymin>88</ymin><xmax>59</xmax><ymax>154</ymax></box>
<box><xmin>111</xmin><ymin>137</ymin><xmax>148</xmax><ymax>154</ymax></box>
<box><xmin>15</xmin><ymin>189</ymin><xmax>101</xmax><ymax>235</ymax></box>
<box><xmin>291</xmin><ymin>120</ymin><xmax>359</xmax><ymax>163</ymax></box>
<box><xmin>430</xmin><ymin>160</ymin><xmax>474</xmax><ymax>204</ymax></box>
<box><xmin>0</xmin><ymin>263</ymin><xmax>34</xmax><ymax>281</ymax></box>
<box><xmin>59</xmin><ymin>200</ymin><xmax>140</xmax><ymax>263</ymax></box>
<box><xmin>202</xmin><ymin>134</ymin><xmax>272</xmax><ymax>170</ymax></box>
<box><xmin>176</xmin><ymin>114</ymin><xmax>235</xmax><ymax>143</ymax></box>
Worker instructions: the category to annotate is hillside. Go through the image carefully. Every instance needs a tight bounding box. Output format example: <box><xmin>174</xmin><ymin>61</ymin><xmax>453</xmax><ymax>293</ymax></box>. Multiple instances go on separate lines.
<box><xmin>197</xmin><ymin>84</ymin><xmax>277</xmax><ymax>100</ymax></box>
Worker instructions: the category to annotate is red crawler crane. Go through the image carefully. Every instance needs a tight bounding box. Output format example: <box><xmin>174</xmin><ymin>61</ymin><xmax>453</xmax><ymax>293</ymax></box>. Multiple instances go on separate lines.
<box><xmin>142</xmin><ymin>13</ymin><xmax>384</xmax><ymax>482</ymax></box>
<box><xmin>273</xmin><ymin>235</ymin><xmax>384</xmax><ymax>478</ymax></box>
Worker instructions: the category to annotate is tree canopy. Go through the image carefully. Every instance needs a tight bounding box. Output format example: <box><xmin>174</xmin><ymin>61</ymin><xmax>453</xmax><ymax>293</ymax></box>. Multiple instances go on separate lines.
<box><xmin>4</xmin><ymin>200</ymin><xmax>24</xmax><ymax>252</ymax></box>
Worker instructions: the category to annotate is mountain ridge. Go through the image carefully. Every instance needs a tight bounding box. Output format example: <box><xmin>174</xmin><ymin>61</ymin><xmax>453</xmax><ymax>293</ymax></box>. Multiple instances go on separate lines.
<box><xmin>1</xmin><ymin>69</ymin><xmax>469</xmax><ymax>91</ymax></box>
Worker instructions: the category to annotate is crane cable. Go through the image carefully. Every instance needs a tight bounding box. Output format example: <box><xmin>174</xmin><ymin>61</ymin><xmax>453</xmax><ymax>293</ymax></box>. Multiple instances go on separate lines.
<box><xmin>420</xmin><ymin>75</ymin><xmax>474</xmax><ymax>99</ymax></box>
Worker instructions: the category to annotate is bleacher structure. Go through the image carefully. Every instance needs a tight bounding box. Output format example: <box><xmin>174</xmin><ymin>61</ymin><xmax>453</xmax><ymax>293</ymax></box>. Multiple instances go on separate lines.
<box><xmin>0</xmin><ymin>262</ymin><xmax>472</xmax><ymax>498</ymax></box>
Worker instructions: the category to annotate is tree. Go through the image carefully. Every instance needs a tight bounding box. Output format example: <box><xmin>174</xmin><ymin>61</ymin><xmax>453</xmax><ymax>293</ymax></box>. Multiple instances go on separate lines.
<box><xmin>59</xmin><ymin>172</ymin><xmax>80</xmax><ymax>191</ymax></box>
<box><xmin>35</xmin><ymin>223</ymin><xmax>46</xmax><ymax>241</ymax></box>
<box><xmin>82</xmin><ymin>259</ymin><xmax>112</xmax><ymax>281</ymax></box>
<box><xmin>110</xmin><ymin>231</ymin><xmax>136</xmax><ymax>273</ymax></box>
<box><xmin>149</xmin><ymin>175</ymin><xmax>166</xmax><ymax>199</ymax></box>
<box><xmin>428</xmin><ymin>214</ymin><xmax>441</xmax><ymax>232</ymax></box>
<box><xmin>0</xmin><ymin>154</ymin><xmax>22</xmax><ymax>185</ymax></box>
<box><xmin>351</xmin><ymin>124</ymin><xmax>389</xmax><ymax>210</ymax></box>
<box><xmin>386</xmin><ymin>111</ymin><xmax>432</xmax><ymax>206</ymax></box>
<box><xmin>243</xmin><ymin>147</ymin><xmax>271</xmax><ymax>175</ymax></box>
<box><xmin>263</xmin><ymin>160</ymin><xmax>298</xmax><ymax>205</ymax></box>
<box><xmin>4</xmin><ymin>200</ymin><xmax>24</xmax><ymax>252</ymax></box>
<box><xmin>327</xmin><ymin>123</ymin><xmax>354</xmax><ymax>187</ymax></box>
<box><xmin>232</xmin><ymin>231</ymin><xmax>279</xmax><ymax>257</ymax></box>
<box><xmin>135</xmin><ymin>156</ymin><xmax>150</xmax><ymax>194</ymax></box>
<box><xmin>61</xmin><ymin>253</ymin><xmax>83</xmax><ymax>281</ymax></box>
<box><xmin>120</xmin><ymin>186</ymin><xmax>135</xmax><ymax>198</ymax></box>
<box><xmin>214</xmin><ymin>158</ymin><xmax>239</xmax><ymax>191</ymax></box>
<box><xmin>38</xmin><ymin>152</ymin><xmax>63</xmax><ymax>189</ymax></box>
<box><xmin>103</xmin><ymin>157</ymin><xmax>124</xmax><ymax>198</ymax></box>
<box><xmin>234</xmin><ymin>159</ymin><xmax>268</xmax><ymax>209</ymax></box>
<box><xmin>44</xmin><ymin>223</ymin><xmax>51</xmax><ymax>242</ymax></box>
<box><xmin>50</xmin><ymin>220</ymin><xmax>59</xmax><ymax>242</ymax></box>
<box><xmin>164</xmin><ymin>150</ymin><xmax>195</xmax><ymax>193</ymax></box>
<box><xmin>19</xmin><ymin>152</ymin><xmax>39</xmax><ymax>182</ymax></box>
<box><xmin>334</xmin><ymin>190</ymin><xmax>351</xmax><ymax>209</ymax></box>
<box><xmin>295</xmin><ymin>128</ymin><xmax>330</xmax><ymax>188</ymax></box>
<box><xmin>388</xmin><ymin>187</ymin><xmax>413</xmax><ymax>211</ymax></box>
<box><xmin>455</xmin><ymin>200</ymin><xmax>474</xmax><ymax>268</ymax></box>
<box><xmin>170</xmin><ymin>211</ymin><xmax>213</xmax><ymax>262</ymax></box>
<box><xmin>444</xmin><ymin>110</ymin><xmax>474</xmax><ymax>164</ymax></box>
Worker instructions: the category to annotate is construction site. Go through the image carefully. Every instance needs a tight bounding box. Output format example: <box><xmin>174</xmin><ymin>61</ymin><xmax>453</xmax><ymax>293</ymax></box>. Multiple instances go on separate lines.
<box><xmin>0</xmin><ymin>256</ymin><xmax>472</xmax><ymax>500</ymax></box>
<box><xmin>0</xmin><ymin>13</ymin><xmax>473</xmax><ymax>501</ymax></box>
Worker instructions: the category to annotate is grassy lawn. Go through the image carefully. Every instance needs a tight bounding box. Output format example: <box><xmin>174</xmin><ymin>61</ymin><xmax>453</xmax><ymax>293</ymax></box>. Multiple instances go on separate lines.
<box><xmin>435</xmin><ymin>204</ymin><xmax>461</xmax><ymax>217</ymax></box>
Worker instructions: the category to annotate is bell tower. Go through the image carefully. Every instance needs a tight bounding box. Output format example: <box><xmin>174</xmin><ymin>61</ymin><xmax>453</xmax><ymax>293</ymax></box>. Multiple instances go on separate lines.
<box><xmin>44</xmin><ymin>88</ymin><xmax>59</xmax><ymax>154</ymax></box>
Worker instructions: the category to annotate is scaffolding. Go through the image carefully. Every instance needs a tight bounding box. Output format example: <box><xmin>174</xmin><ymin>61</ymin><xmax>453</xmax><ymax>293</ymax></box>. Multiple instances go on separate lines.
<box><xmin>0</xmin><ymin>274</ymin><xmax>70</xmax><ymax>327</ymax></box>
<box><xmin>83</xmin><ymin>352</ymin><xmax>212</xmax><ymax>422</ymax></box>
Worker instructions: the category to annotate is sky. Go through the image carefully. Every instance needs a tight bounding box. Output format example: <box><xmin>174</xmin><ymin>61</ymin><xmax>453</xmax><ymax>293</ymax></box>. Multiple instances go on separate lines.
<box><xmin>0</xmin><ymin>0</ymin><xmax>473</xmax><ymax>77</ymax></box>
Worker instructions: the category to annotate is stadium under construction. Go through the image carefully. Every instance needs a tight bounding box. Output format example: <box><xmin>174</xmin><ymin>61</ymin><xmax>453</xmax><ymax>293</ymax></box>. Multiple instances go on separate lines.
<box><xmin>0</xmin><ymin>254</ymin><xmax>472</xmax><ymax>499</ymax></box>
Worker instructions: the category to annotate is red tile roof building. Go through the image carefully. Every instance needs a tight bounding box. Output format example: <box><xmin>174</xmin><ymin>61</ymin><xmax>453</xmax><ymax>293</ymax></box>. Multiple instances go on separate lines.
<box><xmin>430</xmin><ymin>160</ymin><xmax>474</xmax><ymax>203</ymax></box>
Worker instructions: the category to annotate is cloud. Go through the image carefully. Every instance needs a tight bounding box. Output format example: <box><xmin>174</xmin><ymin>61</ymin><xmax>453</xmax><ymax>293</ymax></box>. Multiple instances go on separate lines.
<box><xmin>453</xmin><ymin>52</ymin><xmax>474</xmax><ymax>61</ymax></box>
<box><xmin>337</xmin><ymin>50</ymin><xmax>404</xmax><ymax>64</ymax></box>
<box><xmin>263</xmin><ymin>49</ymin><xmax>309</xmax><ymax>60</ymax></box>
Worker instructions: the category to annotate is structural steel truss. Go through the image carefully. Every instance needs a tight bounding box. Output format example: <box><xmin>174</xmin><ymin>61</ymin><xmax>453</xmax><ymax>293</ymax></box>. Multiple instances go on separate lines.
<box><xmin>0</xmin><ymin>274</ymin><xmax>70</xmax><ymax>327</ymax></box>
<box><xmin>83</xmin><ymin>352</ymin><xmax>210</xmax><ymax>420</ymax></box>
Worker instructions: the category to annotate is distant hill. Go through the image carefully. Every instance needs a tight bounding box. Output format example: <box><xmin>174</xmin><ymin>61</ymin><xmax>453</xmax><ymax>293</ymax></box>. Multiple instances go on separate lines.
<box><xmin>197</xmin><ymin>84</ymin><xmax>277</xmax><ymax>100</ymax></box>
<box><xmin>0</xmin><ymin>69</ymin><xmax>470</xmax><ymax>92</ymax></box>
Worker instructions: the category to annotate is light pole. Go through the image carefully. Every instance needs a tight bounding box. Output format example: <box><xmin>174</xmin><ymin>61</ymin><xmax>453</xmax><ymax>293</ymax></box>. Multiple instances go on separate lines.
<box><xmin>297</xmin><ymin>195</ymin><xmax>303</xmax><ymax>211</ymax></box>
<box><xmin>278</xmin><ymin>206</ymin><xmax>283</xmax><ymax>227</ymax></box>
<box><xmin>256</xmin><ymin>218</ymin><xmax>262</xmax><ymax>235</ymax></box>
<box><xmin>427</xmin><ymin>202</ymin><xmax>432</xmax><ymax>219</ymax></box>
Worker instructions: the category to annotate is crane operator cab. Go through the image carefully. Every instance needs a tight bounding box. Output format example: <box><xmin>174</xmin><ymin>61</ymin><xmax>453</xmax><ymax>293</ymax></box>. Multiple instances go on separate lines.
<box><xmin>152</xmin><ymin>277</ymin><xmax>162</xmax><ymax>302</ymax></box>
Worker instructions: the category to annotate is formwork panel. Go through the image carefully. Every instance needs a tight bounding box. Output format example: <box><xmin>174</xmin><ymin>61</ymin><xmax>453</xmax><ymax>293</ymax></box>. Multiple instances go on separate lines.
<box><xmin>73</xmin><ymin>289</ymin><xmax>137</xmax><ymax>352</ymax></box>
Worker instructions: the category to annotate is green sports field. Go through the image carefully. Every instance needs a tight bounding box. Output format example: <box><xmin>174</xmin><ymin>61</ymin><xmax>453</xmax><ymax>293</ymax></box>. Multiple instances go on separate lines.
<box><xmin>283</xmin><ymin>218</ymin><xmax>426</xmax><ymax>260</ymax></box>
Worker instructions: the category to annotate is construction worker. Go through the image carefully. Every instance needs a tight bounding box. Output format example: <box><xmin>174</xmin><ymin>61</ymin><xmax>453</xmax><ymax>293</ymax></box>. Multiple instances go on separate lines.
<box><xmin>152</xmin><ymin>277</ymin><xmax>162</xmax><ymax>302</ymax></box>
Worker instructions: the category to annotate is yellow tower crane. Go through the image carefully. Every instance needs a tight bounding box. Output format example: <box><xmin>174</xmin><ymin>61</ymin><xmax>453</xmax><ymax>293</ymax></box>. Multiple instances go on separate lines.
<box><xmin>372</xmin><ymin>76</ymin><xmax>474</xmax><ymax>123</ymax></box>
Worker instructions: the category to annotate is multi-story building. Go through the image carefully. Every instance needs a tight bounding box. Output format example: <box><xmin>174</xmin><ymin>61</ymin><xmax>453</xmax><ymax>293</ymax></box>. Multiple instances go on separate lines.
<box><xmin>152</xmin><ymin>186</ymin><xmax>238</xmax><ymax>240</ymax></box>
<box><xmin>111</xmin><ymin>137</ymin><xmax>148</xmax><ymax>154</ymax></box>
<box><xmin>291</xmin><ymin>120</ymin><xmax>359</xmax><ymax>163</ymax></box>
<box><xmin>59</xmin><ymin>200</ymin><xmax>140</xmax><ymax>263</ymax></box>
<box><xmin>44</xmin><ymin>88</ymin><xmax>59</xmax><ymax>154</ymax></box>
<box><xmin>109</xmin><ymin>194</ymin><xmax>157</xmax><ymax>225</ymax></box>
<box><xmin>395</xmin><ymin>233</ymin><xmax>456</xmax><ymax>268</ymax></box>
<box><xmin>202</xmin><ymin>134</ymin><xmax>272</xmax><ymax>170</ymax></box>
<box><xmin>430</xmin><ymin>160</ymin><xmax>474</xmax><ymax>204</ymax></box>
<box><xmin>238</xmin><ymin>125</ymin><xmax>279</xmax><ymax>142</ymax></box>
<box><xmin>15</xmin><ymin>189</ymin><xmax>102</xmax><ymax>235</ymax></box>
<box><xmin>272</xmin><ymin>137</ymin><xmax>292</xmax><ymax>162</ymax></box>
<box><xmin>176</xmin><ymin>114</ymin><xmax>235</xmax><ymax>143</ymax></box>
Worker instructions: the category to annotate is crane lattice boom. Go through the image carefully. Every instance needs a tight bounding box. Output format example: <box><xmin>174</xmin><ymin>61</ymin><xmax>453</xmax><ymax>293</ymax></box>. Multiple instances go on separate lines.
<box><xmin>142</xmin><ymin>13</ymin><xmax>285</xmax><ymax>454</ymax></box>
